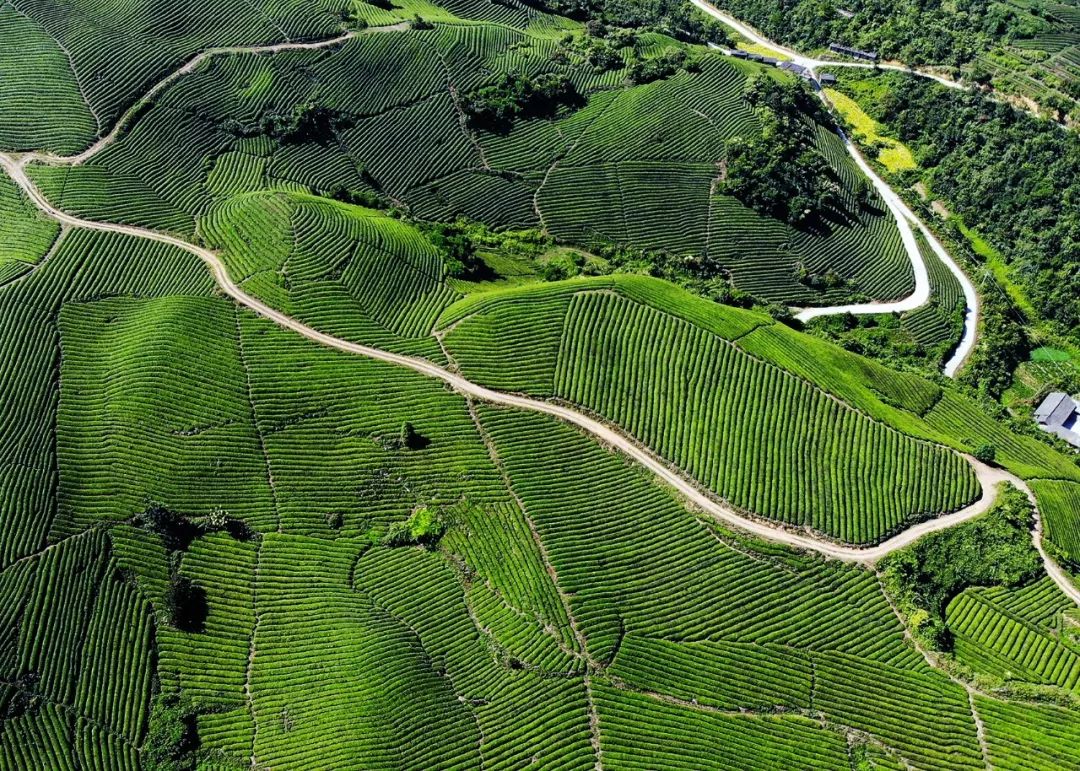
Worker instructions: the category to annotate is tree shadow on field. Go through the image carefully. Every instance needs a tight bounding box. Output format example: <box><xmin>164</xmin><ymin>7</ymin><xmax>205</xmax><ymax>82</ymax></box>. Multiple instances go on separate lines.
<box><xmin>167</xmin><ymin>576</ymin><xmax>209</xmax><ymax>633</ymax></box>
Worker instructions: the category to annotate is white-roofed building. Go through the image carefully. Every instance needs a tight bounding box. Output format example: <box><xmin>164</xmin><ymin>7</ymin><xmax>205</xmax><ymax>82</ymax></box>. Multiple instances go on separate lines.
<box><xmin>1035</xmin><ymin>392</ymin><xmax>1080</xmax><ymax>449</ymax></box>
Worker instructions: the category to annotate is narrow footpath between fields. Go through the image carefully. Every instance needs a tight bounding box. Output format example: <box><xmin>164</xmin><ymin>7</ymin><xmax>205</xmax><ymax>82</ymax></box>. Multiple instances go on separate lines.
<box><xmin>3</xmin><ymin>150</ymin><xmax>1075</xmax><ymax>609</ymax></box>
<box><xmin>691</xmin><ymin>0</ymin><xmax>980</xmax><ymax>377</ymax></box>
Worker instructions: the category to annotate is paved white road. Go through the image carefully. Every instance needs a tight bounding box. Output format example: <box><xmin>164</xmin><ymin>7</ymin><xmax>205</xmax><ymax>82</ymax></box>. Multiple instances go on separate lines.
<box><xmin>691</xmin><ymin>0</ymin><xmax>966</xmax><ymax>89</ymax></box>
<box><xmin>692</xmin><ymin>0</ymin><xmax>978</xmax><ymax>375</ymax></box>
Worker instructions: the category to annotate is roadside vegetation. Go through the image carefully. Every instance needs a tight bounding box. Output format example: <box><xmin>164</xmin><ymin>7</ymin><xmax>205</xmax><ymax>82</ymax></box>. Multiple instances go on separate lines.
<box><xmin>829</xmin><ymin>69</ymin><xmax>1078</xmax><ymax>405</ymax></box>
<box><xmin>2</xmin><ymin>0</ymin><xmax>1080</xmax><ymax>767</ymax></box>
<box><xmin>881</xmin><ymin>484</ymin><xmax>1041</xmax><ymax>649</ymax></box>
<box><xmin>676</xmin><ymin>0</ymin><xmax>1080</xmax><ymax>119</ymax></box>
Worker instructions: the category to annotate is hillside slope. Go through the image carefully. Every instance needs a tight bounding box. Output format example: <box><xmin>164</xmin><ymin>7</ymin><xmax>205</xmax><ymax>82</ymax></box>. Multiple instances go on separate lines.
<box><xmin>2</xmin><ymin>0</ymin><xmax>1080</xmax><ymax>768</ymax></box>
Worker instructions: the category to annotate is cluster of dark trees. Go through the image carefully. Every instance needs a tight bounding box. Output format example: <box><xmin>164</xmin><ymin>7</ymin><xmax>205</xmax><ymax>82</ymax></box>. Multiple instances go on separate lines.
<box><xmin>627</xmin><ymin>49</ymin><xmax>694</xmax><ymax>83</ymax></box>
<box><xmin>419</xmin><ymin>220</ymin><xmax>494</xmax><ymax>279</ymax></box>
<box><xmin>223</xmin><ymin>102</ymin><xmax>352</xmax><ymax>144</ymax></box>
<box><xmin>718</xmin><ymin>75</ymin><xmax>846</xmax><ymax>225</ymax></box>
<box><xmin>865</xmin><ymin>75</ymin><xmax>1079</xmax><ymax>340</ymax></box>
<box><xmin>677</xmin><ymin>0</ymin><xmax>1071</xmax><ymax>71</ymax></box>
<box><xmin>462</xmin><ymin>73</ymin><xmax>583</xmax><ymax>130</ymax></box>
<box><xmin>144</xmin><ymin>693</ymin><xmax>198</xmax><ymax>771</ymax></box>
<box><xmin>880</xmin><ymin>484</ymin><xmax>1040</xmax><ymax>650</ymax></box>
<box><xmin>962</xmin><ymin>268</ymin><xmax>1031</xmax><ymax>398</ymax></box>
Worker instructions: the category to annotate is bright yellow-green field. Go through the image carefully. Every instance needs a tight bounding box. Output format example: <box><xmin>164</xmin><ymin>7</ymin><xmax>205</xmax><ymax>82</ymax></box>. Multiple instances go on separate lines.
<box><xmin>825</xmin><ymin>89</ymin><xmax>917</xmax><ymax>173</ymax></box>
<box><xmin>734</xmin><ymin>38</ymin><xmax>791</xmax><ymax>61</ymax></box>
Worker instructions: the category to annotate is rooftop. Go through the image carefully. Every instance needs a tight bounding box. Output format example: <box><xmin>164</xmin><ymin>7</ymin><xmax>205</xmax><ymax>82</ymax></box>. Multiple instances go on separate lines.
<box><xmin>828</xmin><ymin>42</ymin><xmax>879</xmax><ymax>61</ymax></box>
<box><xmin>1035</xmin><ymin>392</ymin><xmax>1080</xmax><ymax>449</ymax></box>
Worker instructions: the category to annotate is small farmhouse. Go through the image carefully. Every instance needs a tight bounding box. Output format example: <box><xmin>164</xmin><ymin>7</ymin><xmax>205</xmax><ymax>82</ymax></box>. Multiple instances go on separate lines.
<box><xmin>1035</xmin><ymin>392</ymin><xmax>1080</xmax><ymax>449</ymax></box>
<box><xmin>829</xmin><ymin>43</ymin><xmax>878</xmax><ymax>61</ymax></box>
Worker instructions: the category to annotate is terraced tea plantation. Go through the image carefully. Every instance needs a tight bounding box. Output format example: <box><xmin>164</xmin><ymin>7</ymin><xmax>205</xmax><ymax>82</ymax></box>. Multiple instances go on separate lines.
<box><xmin>2</xmin><ymin>0</ymin><xmax>1080</xmax><ymax>768</ymax></box>
<box><xmin>25</xmin><ymin>15</ymin><xmax>916</xmax><ymax>307</ymax></box>
<box><xmin>444</xmin><ymin>284</ymin><xmax>980</xmax><ymax>543</ymax></box>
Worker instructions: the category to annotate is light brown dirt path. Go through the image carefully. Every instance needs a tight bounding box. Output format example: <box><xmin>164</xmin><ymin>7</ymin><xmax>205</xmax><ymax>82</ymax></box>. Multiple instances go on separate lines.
<box><xmin>13</xmin><ymin>9</ymin><xmax>978</xmax><ymax>382</ymax></box>
<box><xmin>4</xmin><ymin>150</ymin><xmax>1073</xmax><ymax>600</ymax></box>
<box><xmin>29</xmin><ymin>22</ymin><xmax>410</xmax><ymax>167</ymax></box>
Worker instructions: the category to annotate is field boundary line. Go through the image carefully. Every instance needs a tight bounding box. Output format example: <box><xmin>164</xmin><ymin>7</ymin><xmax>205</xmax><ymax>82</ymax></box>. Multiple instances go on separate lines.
<box><xmin>233</xmin><ymin>307</ymin><xmax>281</xmax><ymax>532</ymax></box>
<box><xmin>462</xmin><ymin>394</ymin><xmax>602</xmax><ymax>766</ymax></box>
<box><xmin>2</xmin><ymin>151</ymin><xmax>1076</xmax><ymax>603</ymax></box>
<box><xmin>605</xmin><ymin>677</ymin><xmax>916</xmax><ymax>767</ymax></box>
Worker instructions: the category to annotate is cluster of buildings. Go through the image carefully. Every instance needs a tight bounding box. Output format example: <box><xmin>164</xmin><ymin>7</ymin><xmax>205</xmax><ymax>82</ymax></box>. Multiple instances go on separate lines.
<box><xmin>729</xmin><ymin>49</ymin><xmax>777</xmax><ymax>66</ymax></box>
<box><xmin>778</xmin><ymin>60</ymin><xmax>836</xmax><ymax>86</ymax></box>
<box><xmin>828</xmin><ymin>43</ymin><xmax>879</xmax><ymax>61</ymax></box>
<box><xmin>728</xmin><ymin>50</ymin><xmax>837</xmax><ymax>87</ymax></box>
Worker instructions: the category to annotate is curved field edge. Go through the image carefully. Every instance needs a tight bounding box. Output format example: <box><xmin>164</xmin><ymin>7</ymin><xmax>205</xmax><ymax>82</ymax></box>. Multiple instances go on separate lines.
<box><xmin>440</xmin><ymin>280</ymin><xmax>979</xmax><ymax>544</ymax></box>
<box><xmin>436</xmin><ymin>274</ymin><xmax>1080</xmax><ymax>490</ymax></box>
<box><xmin>18</xmin><ymin>21</ymin><xmax>918</xmax><ymax>310</ymax></box>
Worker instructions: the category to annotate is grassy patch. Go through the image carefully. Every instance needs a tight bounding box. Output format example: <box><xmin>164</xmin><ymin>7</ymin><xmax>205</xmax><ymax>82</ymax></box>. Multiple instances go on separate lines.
<box><xmin>1031</xmin><ymin>346</ymin><xmax>1073</xmax><ymax>363</ymax></box>
<box><xmin>733</xmin><ymin>38</ymin><xmax>790</xmax><ymax>61</ymax></box>
<box><xmin>955</xmin><ymin>219</ymin><xmax>1037</xmax><ymax>319</ymax></box>
<box><xmin>825</xmin><ymin>88</ymin><xmax>916</xmax><ymax>172</ymax></box>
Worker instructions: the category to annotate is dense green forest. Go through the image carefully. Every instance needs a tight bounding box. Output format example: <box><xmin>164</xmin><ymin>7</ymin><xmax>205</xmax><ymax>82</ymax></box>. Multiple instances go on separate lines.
<box><xmin>678</xmin><ymin>0</ymin><xmax>1080</xmax><ymax>116</ymax></box>
<box><xmin>838</xmin><ymin>72</ymin><xmax>1079</xmax><ymax>341</ymax></box>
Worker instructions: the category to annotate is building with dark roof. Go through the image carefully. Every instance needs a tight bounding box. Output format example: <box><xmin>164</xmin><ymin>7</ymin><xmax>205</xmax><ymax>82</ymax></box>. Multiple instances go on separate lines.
<box><xmin>819</xmin><ymin>72</ymin><xmax>837</xmax><ymax>85</ymax></box>
<box><xmin>828</xmin><ymin>42</ymin><xmax>878</xmax><ymax>61</ymax></box>
<box><xmin>1035</xmin><ymin>392</ymin><xmax>1080</xmax><ymax>449</ymax></box>
<box><xmin>778</xmin><ymin>60</ymin><xmax>811</xmax><ymax>78</ymax></box>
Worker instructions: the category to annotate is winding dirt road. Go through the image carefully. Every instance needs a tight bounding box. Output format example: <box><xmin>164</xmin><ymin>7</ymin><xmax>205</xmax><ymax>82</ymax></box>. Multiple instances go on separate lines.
<box><xmin>20</xmin><ymin>11</ymin><xmax>978</xmax><ymax>379</ymax></box>
<box><xmin>2</xmin><ymin>17</ymin><xmax>1074</xmax><ymax>602</ymax></box>
<box><xmin>3</xmin><ymin>150</ymin><xmax>1073</xmax><ymax>595</ymax></box>
<box><xmin>32</xmin><ymin>22</ymin><xmax>410</xmax><ymax>167</ymax></box>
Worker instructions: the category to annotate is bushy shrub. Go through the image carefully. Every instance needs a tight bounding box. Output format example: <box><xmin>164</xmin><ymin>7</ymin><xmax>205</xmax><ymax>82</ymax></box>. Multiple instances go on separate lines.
<box><xmin>880</xmin><ymin>484</ymin><xmax>1040</xmax><ymax>649</ymax></box>
<box><xmin>137</xmin><ymin>505</ymin><xmax>201</xmax><ymax>552</ymax></box>
<box><xmin>382</xmin><ymin>507</ymin><xmax>447</xmax><ymax>548</ymax></box>
<box><xmin>327</xmin><ymin>183</ymin><xmax>387</xmax><ymax>210</ymax></box>
<box><xmin>627</xmin><ymin>50</ymin><xmax>689</xmax><ymax>84</ymax></box>
<box><xmin>165</xmin><ymin>576</ymin><xmax>208</xmax><ymax>633</ymax></box>
<box><xmin>974</xmin><ymin>443</ymin><xmax>997</xmax><ymax>464</ymax></box>
<box><xmin>143</xmin><ymin>693</ymin><xmax>197</xmax><ymax>770</ymax></box>
<box><xmin>223</xmin><ymin>103</ymin><xmax>352</xmax><ymax>144</ymax></box>
<box><xmin>398</xmin><ymin>421</ymin><xmax>431</xmax><ymax>450</ymax></box>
